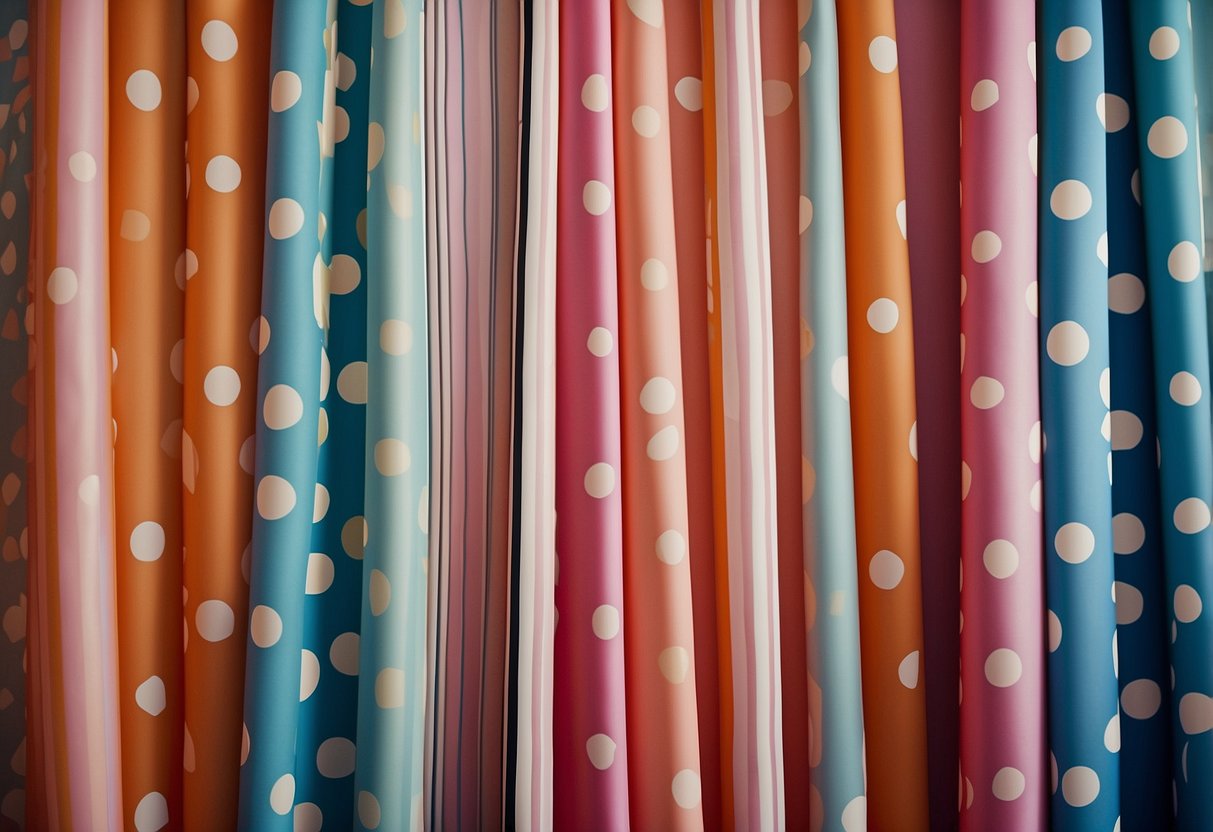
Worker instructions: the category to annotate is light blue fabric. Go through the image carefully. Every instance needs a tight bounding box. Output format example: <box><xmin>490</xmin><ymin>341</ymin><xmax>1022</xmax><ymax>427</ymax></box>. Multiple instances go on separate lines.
<box><xmin>798</xmin><ymin>2</ymin><xmax>866</xmax><ymax>828</ymax></box>
<box><xmin>1039</xmin><ymin>3</ymin><xmax>1120</xmax><ymax>829</ymax></box>
<box><xmin>352</xmin><ymin>0</ymin><xmax>431</xmax><ymax>829</ymax></box>
<box><xmin>1103</xmin><ymin>0</ymin><xmax>1172</xmax><ymax>826</ymax></box>
<box><xmin>1129</xmin><ymin>1</ymin><xmax>1213</xmax><ymax>828</ymax></box>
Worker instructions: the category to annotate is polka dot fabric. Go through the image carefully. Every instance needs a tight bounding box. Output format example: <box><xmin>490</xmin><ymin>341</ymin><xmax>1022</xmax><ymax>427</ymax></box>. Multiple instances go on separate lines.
<box><xmin>797</xmin><ymin>2</ymin><xmax>868</xmax><ymax>829</ymax></box>
<box><xmin>1039</xmin><ymin>5</ymin><xmax>1121</xmax><ymax>829</ymax></box>
<box><xmin>1103</xmin><ymin>2</ymin><xmax>1172</xmax><ymax>826</ymax></box>
<box><xmin>1128</xmin><ymin>0</ymin><xmax>1213</xmax><ymax>825</ymax></box>
<box><xmin>0</xmin><ymin>9</ymin><xmax>28</xmax><ymax>829</ymax></box>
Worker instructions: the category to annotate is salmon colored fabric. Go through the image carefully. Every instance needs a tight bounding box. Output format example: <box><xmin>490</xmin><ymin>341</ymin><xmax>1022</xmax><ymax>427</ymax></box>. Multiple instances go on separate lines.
<box><xmin>180</xmin><ymin>3</ymin><xmax>270</xmax><ymax>827</ymax></box>
<box><xmin>835</xmin><ymin>3</ymin><xmax>930</xmax><ymax>828</ymax></box>
<box><xmin>109</xmin><ymin>1</ymin><xmax>187</xmax><ymax>825</ymax></box>
<box><xmin>611</xmin><ymin>2</ymin><xmax>705</xmax><ymax>828</ymax></box>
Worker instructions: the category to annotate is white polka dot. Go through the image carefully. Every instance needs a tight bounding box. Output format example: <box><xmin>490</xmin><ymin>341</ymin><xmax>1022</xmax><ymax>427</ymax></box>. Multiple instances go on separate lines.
<box><xmin>970</xmin><ymin>79</ymin><xmax>999</xmax><ymax>111</ymax></box>
<box><xmin>584</xmin><ymin>463</ymin><xmax>615</xmax><ymax>499</ymax></box>
<box><xmin>587</xmin><ymin>327</ymin><xmax>613</xmax><ymax>357</ymax></box>
<box><xmin>68</xmin><ymin>151</ymin><xmax>96</xmax><ymax>182</ymax></box>
<box><xmin>983</xmin><ymin>539</ymin><xmax>1019</xmax><ymax>579</ymax></box>
<box><xmin>269</xmin><ymin>773</ymin><xmax>295</xmax><ymax>815</ymax></box>
<box><xmin>581</xmin><ymin>74</ymin><xmax>608</xmax><ymax>111</ymax></box>
<box><xmin>841</xmin><ymin>795</ymin><xmax>866</xmax><ymax>831</ymax></box>
<box><xmin>1100</xmin><ymin>367</ymin><xmax>1111</xmax><ymax>408</ymax></box>
<box><xmin>1168</xmin><ymin>241</ymin><xmax>1201</xmax><ymax>281</ymax></box>
<box><xmin>300</xmin><ymin>649</ymin><xmax>320</xmax><ymax>701</ymax></box>
<box><xmin>293</xmin><ymin>803</ymin><xmax>322</xmax><ymax>832</ymax></box>
<box><xmin>984</xmin><ymin>648</ymin><xmax>1023</xmax><ymax>687</ymax></box>
<box><xmin>358</xmin><ymin>792</ymin><xmax>382</xmax><ymax>829</ymax></box>
<box><xmin>583</xmin><ymin>181</ymin><xmax>611</xmax><ymax>215</ymax></box>
<box><xmin>896</xmin><ymin>199</ymin><xmax>907</xmax><ymax>239</ymax></box>
<box><xmin>646</xmin><ymin>426</ymin><xmax>680</xmax><ymax>461</ymax></box>
<box><xmin>374</xmin><ymin>438</ymin><xmax>411</xmax><ymax>476</ymax></box>
<box><xmin>203</xmin><ymin>366</ymin><xmax>240</xmax><ymax>406</ymax></box>
<box><xmin>658</xmin><ymin>646</ymin><xmax>690</xmax><ymax>683</ymax></box>
<box><xmin>592</xmin><ymin>605</ymin><xmax>620</xmax><ymax>639</ymax></box>
<box><xmin>586</xmin><ymin>734</ymin><xmax>617</xmax><ymax>770</ymax></box>
<box><xmin>868</xmin><ymin>36</ymin><xmax>898</xmax><ymax>73</ymax></box>
<box><xmin>130</xmin><ymin>521</ymin><xmax>165</xmax><ymax>562</ymax></box>
<box><xmin>1061</xmin><ymin>767</ymin><xmax>1100</xmax><ymax>807</ymax></box>
<box><xmin>135</xmin><ymin>676</ymin><xmax>166</xmax><ymax>717</ymax></box>
<box><xmin>1108</xmin><ymin>273</ymin><xmax>1145</xmax><ymax>313</ymax></box>
<box><xmin>387</xmin><ymin>184</ymin><xmax>414</xmax><ymax>219</ymax></box>
<box><xmin>1110</xmin><ymin>410</ymin><xmax>1143</xmax><ymax>450</ymax></box>
<box><xmin>970</xmin><ymin>376</ymin><xmax>1005</xmax><ymax>409</ymax></box>
<box><xmin>257</xmin><ymin>475</ymin><xmax>296</xmax><ymax>520</ymax></box>
<box><xmin>1170</xmin><ymin>371</ymin><xmax>1202</xmax><ymax>405</ymax></box>
<box><xmin>1055</xmin><ymin>522</ymin><xmax>1095</xmax><ymax>563</ymax></box>
<box><xmin>1149</xmin><ymin>26</ymin><xmax>1180</xmax><ymax>60</ymax></box>
<box><xmin>992</xmin><ymin>767</ymin><xmax>1025</xmax><ymax>801</ymax></box>
<box><xmin>1056</xmin><ymin>26</ymin><xmax>1092</xmax><ymax>61</ymax></box>
<box><xmin>762</xmin><ymin>80</ymin><xmax>793</xmax><ymax>116</ymax></box>
<box><xmin>205</xmin><ymin>155</ymin><xmax>241</xmax><ymax>193</ymax></box>
<box><xmin>120</xmin><ymin>209</ymin><xmax>151</xmax><ymax>242</ymax></box>
<box><xmin>1115</xmin><ymin>581</ymin><xmax>1144</xmax><ymax>625</ymax></box>
<box><xmin>250</xmin><ymin>605</ymin><xmax>283</xmax><ymax>648</ymax></box>
<box><xmin>268</xmin><ymin>198</ymin><xmax>305</xmax><ymax>240</ymax></box>
<box><xmin>306</xmin><ymin>552</ymin><xmax>334</xmax><ymax>594</ymax></box>
<box><xmin>632</xmin><ymin>105</ymin><xmax>660</xmax><ymax>137</ymax></box>
<box><xmin>78</xmin><ymin>474</ymin><xmax>100</xmax><ymax>506</ymax></box>
<box><xmin>869</xmin><ymin>549</ymin><xmax>904</xmax><ymax>590</ymax></box>
<box><xmin>971</xmin><ymin>230</ymin><xmax>1002</xmax><ymax>263</ymax></box>
<box><xmin>47</xmin><ymin>267</ymin><xmax>78</xmax><ymax>304</ymax></box>
<box><xmin>626</xmin><ymin>0</ymin><xmax>663</xmax><ymax>27</ymax></box>
<box><xmin>1046</xmin><ymin>321</ymin><xmax>1090</xmax><ymax>365</ymax></box>
<box><xmin>370</xmin><ymin>570</ymin><xmax>391</xmax><ymax>616</ymax></box>
<box><xmin>640</xmin><ymin>377</ymin><xmax>676</xmax><ymax>414</ymax></box>
<box><xmin>866</xmin><ymin>298</ymin><xmax>899</xmax><ymax>333</ymax></box>
<box><xmin>337</xmin><ymin>361</ymin><xmax>368</xmax><ymax>404</ymax></box>
<box><xmin>126</xmin><ymin>70</ymin><xmax>162</xmax><ymax>112</ymax></box>
<box><xmin>201</xmin><ymin>20</ymin><xmax>238</xmax><ymax>61</ymax></box>
<box><xmin>196</xmin><ymin>599</ymin><xmax>235</xmax><ymax>642</ymax></box>
<box><xmin>1048</xmin><ymin>610</ymin><xmax>1062</xmax><ymax>652</ymax></box>
<box><xmin>674</xmin><ymin>77</ymin><xmax>703</xmax><ymax>111</ymax></box>
<box><xmin>831</xmin><ymin>356</ymin><xmax>849</xmax><ymax>400</ymax></box>
<box><xmin>317</xmin><ymin>737</ymin><xmax>356</xmax><ymax>779</ymax></box>
<box><xmin>375</xmin><ymin>667</ymin><xmax>404</xmax><ymax>708</ymax></box>
<box><xmin>1050</xmin><ymin>180</ymin><xmax>1092</xmax><ymax>220</ymax></box>
<box><xmin>1175</xmin><ymin>584</ymin><xmax>1204</xmax><ymax>622</ymax></box>
<box><xmin>640</xmin><ymin>258</ymin><xmax>668</xmax><ymax>291</ymax></box>
<box><xmin>330</xmin><ymin>632</ymin><xmax>360</xmax><ymax>675</ymax></box>
<box><xmin>1097</xmin><ymin>93</ymin><xmax>1130</xmax><ymax>132</ymax></box>
<box><xmin>1105</xmin><ymin>713</ymin><xmax>1121</xmax><ymax>752</ymax></box>
<box><xmin>379</xmin><ymin>320</ymin><xmax>412</xmax><ymax>355</ymax></box>
<box><xmin>263</xmin><ymin>385</ymin><xmax>303</xmax><ymax>430</ymax></box>
<box><xmin>270</xmin><ymin>70</ymin><xmax>302</xmax><ymax>113</ymax></box>
<box><xmin>671</xmin><ymin>769</ymin><xmax>702</xmax><ymax>809</ymax></box>
<box><xmin>134</xmin><ymin>791</ymin><xmax>168</xmax><ymax>831</ymax></box>
<box><xmin>1122</xmin><ymin>678</ymin><xmax>1161</xmax><ymax>719</ymax></box>
<box><xmin>898</xmin><ymin>651</ymin><xmax>920</xmax><ymax>688</ymax></box>
<box><xmin>656</xmin><ymin>530</ymin><xmax>686</xmax><ymax>565</ymax></box>
<box><xmin>1148</xmin><ymin>116</ymin><xmax>1188</xmax><ymax>158</ymax></box>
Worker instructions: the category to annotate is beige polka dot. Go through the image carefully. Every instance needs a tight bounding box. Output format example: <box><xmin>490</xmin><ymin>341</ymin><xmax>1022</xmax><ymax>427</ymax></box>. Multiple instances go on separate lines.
<box><xmin>47</xmin><ymin>267</ymin><xmax>78</xmax><ymax>304</ymax></box>
<box><xmin>201</xmin><ymin>19</ymin><xmax>238</xmax><ymax>61</ymax></box>
<box><xmin>1046</xmin><ymin>321</ymin><xmax>1090</xmax><ymax>366</ymax></box>
<box><xmin>257</xmin><ymin>476</ymin><xmax>296</xmax><ymax>520</ymax></box>
<box><xmin>658</xmin><ymin>646</ymin><xmax>690</xmax><ymax>683</ymax></box>
<box><xmin>970</xmin><ymin>376</ymin><xmax>1005</xmax><ymax>409</ymax></box>
<box><xmin>293</xmin><ymin>803</ymin><xmax>321</xmax><ymax>832</ymax></box>
<box><xmin>655</xmin><ymin>529</ymin><xmax>686</xmax><ymax>565</ymax></box>
<box><xmin>1168</xmin><ymin>241</ymin><xmax>1201</xmax><ymax>282</ymax></box>
<box><xmin>135</xmin><ymin>676</ymin><xmax>166</xmax><ymax>716</ymax></box>
<box><xmin>263</xmin><ymin>384</ymin><xmax>303</xmax><ymax>430</ymax></box>
<box><xmin>1149</xmin><ymin>26</ymin><xmax>1180</xmax><ymax>60</ymax></box>
<box><xmin>269</xmin><ymin>773</ymin><xmax>294</xmax><ymax>815</ymax></box>
<box><xmin>1112</xmin><ymin>513</ymin><xmax>1145</xmax><ymax>554</ymax></box>
<box><xmin>68</xmin><ymin>151</ymin><xmax>96</xmax><ymax>182</ymax></box>
<box><xmin>375</xmin><ymin>667</ymin><xmax>405</xmax><ymax>708</ymax></box>
<box><xmin>584</xmin><ymin>463</ymin><xmax>615</xmax><ymax>499</ymax></box>
<box><xmin>762</xmin><ymin>80</ymin><xmax>793</xmax><ymax>116</ymax></box>
<box><xmin>358</xmin><ymin>792</ymin><xmax>382</xmax><ymax>829</ymax></box>
<box><xmin>337</xmin><ymin>361</ymin><xmax>368</xmax><ymax>404</ymax></box>
<box><xmin>971</xmin><ymin>230</ymin><xmax>1002</xmax><ymax>263</ymax></box>
<box><xmin>317</xmin><ymin>737</ymin><xmax>356</xmax><ymax>778</ymax></box>
<box><xmin>841</xmin><ymin>796</ymin><xmax>866</xmax><ymax>831</ymax></box>
<box><xmin>330</xmin><ymin>632</ymin><xmax>360</xmax><ymax>675</ymax></box>
<box><xmin>1175</xmin><ymin>584</ymin><xmax>1204</xmax><ymax>622</ymax></box>
<box><xmin>626</xmin><ymin>0</ymin><xmax>663</xmax><ymax>27</ymax></box>
<box><xmin>983</xmin><ymin>539</ymin><xmax>1019</xmax><ymax>579</ymax></box>
<box><xmin>196</xmin><ymin>599</ymin><xmax>235</xmax><ymax>642</ymax></box>
<box><xmin>1115</xmin><ymin>581</ymin><xmax>1143</xmax><ymax>625</ymax></box>
<box><xmin>592</xmin><ymin>605</ymin><xmax>620</xmax><ymax>639</ymax></box>
<box><xmin>583</xmin><ymin>181</ymin><xmax>611</xmax><ymax>215</ymax></box>
<box><xmin>831</xmin><ymin>356</ymin><xmax>849</xmax><ymax>400</ymax></box>
<box><xmin>1170</xmin><ymin>371</ymin><xmax>1202</xmax><ymax>405</ymax></box>
<box><xmin>1055</xmin><ymin>522</ymin><xmax>1095</xmax><ymax>563</ymax></box>
<box><xmin>586</xmin><ymin>734</ymin><xmax>617</xmax><ymax>770</ymax></box>
<box><xmin>1096</xmin><ymin>93</ymin><xmax>1130</xmax><ymax>132</ymax></box>
<box><xmin>674</xmin><ymin>76</ymin><xmax>703</xmax><ymax>111</ymax></box>
<box><xmin>672</xmin><ymin>769</ymin><xmax>702</xmax><ymax>809</ymax></box>
<box><xmin>341</xmin><ymin>516</ymin><xmax>367</xmax><ymax>559</ymax></box>
<box><xmin>369</xmin><ymin>569</ymin><xmax>391</xmax><ymax>616</ymax></box>
<box><xmin>640</xmin><ymin>377</ymin><xmax>676</xmax><ymax>414</ymax></box>
<box><xmin>380</xmin><ymin>320</ymin><xmax>412</xmax><ymax>355</ymax></box>
<box><xmin>640</xmin><ymin>258</ymin><xmax>668</xmax><ymax>291</ymax></box>
<box><xmin>868</xmin><ymin>549</ymin><xmax>904</xmax><ymax>590</ymax></box>
<box><xmin>1179</xmin><ymin>692</ymin><xmax>1213</xmax><ymax>734</ymax></box>
<box><xmin>1061</xmin><ymin>766</ymin><xmax>1099</xmax><ymax>807</ymax></box>
<box><xmin>581</xmin><ymin>74</ymin><xmax>608</xmax><ymax>111</ymax></box>
<box><xmin>1147</xmin><ymin>116</ymin><xmax>1188</xmax><ymax>158</ymax></box>
<box><xmin>646</xmin><ymin>426</ymin><xmax>680</xmax><ymax>461</ymax></box>
<box><xmin>1108</xmin><ymin>273</ymin><xmax>1145</xmax><ymax>313</ymax></box>
<box><xmin>133</xmin><ymin>791</ymin><xmax>168</xmax><ymax>831</ymax></box>
<box><xmin>374</xmin><ymin>439</ymin><xmax>411</xmax><ymax>476</ymax></box>
<box><xmin>130</xmin><ymin>521</ymin><xmax>165</xmax><ymax>562</ymax></box>
<box><xmin>250</xmin><ymin>605</ymin><xmax>283</xmax><ymax>648</ymax></box>
<box><xmin>125</xmin><ymin>71</ymin><xmax>163</xmax><ymax>115</ymax></box>
<box><xmin>799</xmin><ymin>196</ymin><xmax>813</xmax><ymax>233</ymax></box>
<box><xmin>1056</xmin><ymin>26</ymin><xmax>1092</xmax><ymax>61</ymax></box>
<box><xmin>992</xmin><ymin>767</ymin><xmax>1025</xmax><ymax>801</ymax></box>
<box><xmin>632</xmin><ymin>105</ymin><xmax>660</xmax><ymax>137</ymax></box>
<box><xmin>866</xmin><ymin>298</ymin><xmax>899</xmax><ymax>333</ymax></box>
<box><xmin>300</xmin><ymin>649</ymin><xmax>320</xmax><ymax>701</ymax></box>
<box><xmin>205</xmin><ymin>155</ymin><xmax>241</xmax><ymax>192</ymax></box>
<box><xmin>868</xmin><ymin>35</ymin><xmax>897</xmax><ymax>73</ymax></box>
<box><xmin>586</xmin><ymin>327</ymin><xmax>613</xmax><ymax>357</ymax></box>
<box><xmin>1121</xmin><ymin>678</ymin><xmax>1161</xmax><ymax>719</ymax></box>
<box><xmin>970</xmin><ymin>79</ymin><xmax>999</xmax><ymax>111</ymax></box>
<box><xmin>270</xmin><ymin>70</ymin><xmax>302</xmax><ymax>112</ymax></box>
<box><xmin>306</xmin><ymin>552</ymin><xmax>334</xmax><ymax>594</ymax></box>
<box><xmin>119</xmin><ymin>209</ymin><xmax>151</xmax><ymax>242</ymax></box>
<box><xmin>1050</xmin><ymin>180</ymin><xmax>1092</xmax><ymax>220</ymax></box>
<box><xmin>268</xmin><ymin>198</ymin><xmax>304</xmax><ymax>240</ymax></box>
<box><xmin>898</xmin><ymin>651</ymin><xmax>920</xmax><ymax>688</ymax></box>
<box><xmin>984</xmin><ymin>648</ymin><xmax>1023</xmax><ymax>687</ymax></box>
<box><xmin>1048</xmin><ymin>610</ymin><xmax>1062</xmax><ymax>652</ymax></box>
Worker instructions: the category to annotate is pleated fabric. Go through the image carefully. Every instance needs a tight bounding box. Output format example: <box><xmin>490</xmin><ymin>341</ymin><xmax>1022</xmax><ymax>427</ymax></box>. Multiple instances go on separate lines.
<box><xmin>552</xmin><ymin>2</ymin><xmax>630</xmax><ymax>828</ymax></box>
<box><xmin>797</xmin><ymin>2</ymin><xmax>867</xmax><ymax>829</ymax></box>
<box><xmin>109</xmin><ymin>1</ymin><xmax>187</xmax><ymax>827</ymax></box>
<box><xmin>424</xmin><ymin>2</ymin><xmax>520</xmax><ymax>827</ymax></box>
<box><xmin>1128</xmin><ymin>1</ymin><xmax>1213</xmax><ymax>827</ymax></box>
<box><xmin>0</xmin><ymin>9</ymin><xmax>29</xmax><ymax>830</ymax></box>
<box><xmin>835</xmin><ymin>4</ymin><xmax>928</xmax><ymax>828</ymax></box>
<box><xmin>237</xmin><ymin>1</ymin><xmax>337</xmax><ymax>828</ymax></box>
<box><xmin>1104</xmin><ymin>1</ymin><xmax>1172</xmax><ymax>826</ymax></box>
<box><xmin>702</xmin><ymin>2</ymin><xmax>786</xmax><ymax>828</ymax></box>
<box><xmin>957</xmin><ymin>4</ymin><xmax>1045</xmax><ymax>829</ymax></box>
<box><xmin>354</xmin><ymin>0</ymin><xmax>430</xmax><ymax>829</ymax></box>
<box><xmin>25</xmin><ymin>1</ymin><xmax>122</xmax><ymax>828</ymax></box>
<box><xmin>1039</xmin><ymin>6</ymin><xmax>1120</xmax><ymax>829</ymax></box>
<box><xmin>181</xmin><ymin>2</ymin><xmax>271</xmax><ymax>826</ymax></box>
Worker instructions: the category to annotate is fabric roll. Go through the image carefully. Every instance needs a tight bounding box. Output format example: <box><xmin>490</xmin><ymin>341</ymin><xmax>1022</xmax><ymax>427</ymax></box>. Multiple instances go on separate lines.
<box><xmin>353</xmin><ymin>0</ymin><xmax>428</xmax><ymax>829</ymax></box>
<box><xmin>1192</xmin><ymin>3</ymin><xmax>1213</xmax><ymax>289</ymax></box>
<box><xmin>423</xmin><ymin>2</ymin><xmax>521</xmax><ymax>826</ymax></box>
<box><xmin>835</xmin><ymin>4</ymin><xmax>928</xmax><ymax>828</ymax></box>
<box><xmin>957</xmin><ymin>3</ymin><xmax>1045</xmax><ymax>829</ymax></box>
<box><xmin>1039</xmin><ymin>5</ymin><xmax>1120</xmax><ymax>829</ymax></box>
<box><xmin>1128</xmin><ymin>1</ymin><xmax>1213</xmax><ymax>827</ymax></box>
<box><xmin>797</xmin><ymin>2</ymin><xmax>868</xmax><ymax>830</ymax></box>
<box><xmin>109</xmin><ymin>0</ymin><xmax>187</xmax><ymax>826</ymax></box>
<box><xmin>1103</xmin><ymin>1</ymin><xmax>1172</xmax><ymax>826</ymax></box>
<box><xmin>613</xmin><ymin>1</ymin><xmax>706</xmax><ymax>827</ymax></box>
<box><xmin>552</xmin><ymin>2</ymin><xmax>630</xmax><ymax>829</ymax></box>
<box><xmin>181</xmin><ymin>2</ymin><xmax>271</xmax><ymax>826</ymax></box>
<box><xmin>0</xmin><ymin>8</ymin><xmax>30</xmax><ymax>830</ymax></box>
<box><xmin>702</xmin><ymin>2</ymin><xmax>786</xmax><ymax>827</ymax></box>
<box><xmin>25</xmin><ymin>0</ymin><xmax>122</xmax><ymax>828</ymax></box>
<box><xmin>661</xmin><ymin>6</ymin><xmax>724</xmax><ymax>827</ymax></box>
<box><xmin>238</xmin><ymin>3</ymin><xmax>331</xmax><ymax>829</ymax></box>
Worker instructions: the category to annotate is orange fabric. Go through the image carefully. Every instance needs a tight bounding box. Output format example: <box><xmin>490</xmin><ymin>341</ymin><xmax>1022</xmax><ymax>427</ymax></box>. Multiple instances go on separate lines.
<box><xmin>836</xmin><ymin>3</ymin><xmax>930</xmax><ymax>829</ymax></box>
<box><xmin>180</xmin><ymin>3</ymin><xmax>270</xmax><ymax>827</ymax></box>
<box><xmin>109</xmin><ymin>0</ymin><xmax>186</xmax><ymax>824</ymax></box>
